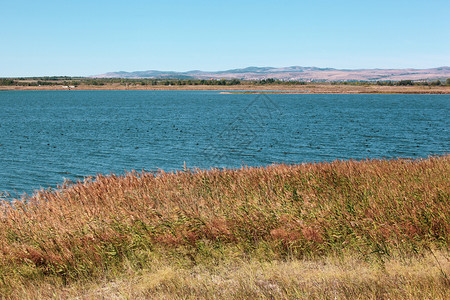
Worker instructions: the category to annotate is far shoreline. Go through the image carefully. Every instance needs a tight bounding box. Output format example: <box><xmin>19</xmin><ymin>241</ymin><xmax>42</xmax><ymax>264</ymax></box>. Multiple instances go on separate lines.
<box><xmin>1</xmin><ymin>84</ymin><xmax>450</xmax><ymax>94</ymax></box>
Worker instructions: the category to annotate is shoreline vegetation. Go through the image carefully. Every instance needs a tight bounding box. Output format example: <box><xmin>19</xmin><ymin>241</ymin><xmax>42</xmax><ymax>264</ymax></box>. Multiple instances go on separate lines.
<box><xmin>0</xmin><ymin>156</ymin><xmax>449</xmax><ymax>298</ymax></box>
<box><xmin>1</xmin><ymin>77</ymin><xmax>450</xmax><ymax>94</ymax></box>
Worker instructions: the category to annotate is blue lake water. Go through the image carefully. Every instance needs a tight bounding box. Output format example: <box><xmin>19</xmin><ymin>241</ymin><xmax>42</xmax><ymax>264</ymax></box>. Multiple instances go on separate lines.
<box><xmin>0</xmin><ymin>91</ymin><xmax>448</xmax><ymax>196</ymax></box>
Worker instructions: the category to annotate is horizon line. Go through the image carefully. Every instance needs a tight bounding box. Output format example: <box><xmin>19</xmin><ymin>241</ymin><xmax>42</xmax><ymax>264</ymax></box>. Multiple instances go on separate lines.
<box><xmin>2</xmin><ymin>65</ymin><xmax>450</xmax><ymax>78</ymax></box>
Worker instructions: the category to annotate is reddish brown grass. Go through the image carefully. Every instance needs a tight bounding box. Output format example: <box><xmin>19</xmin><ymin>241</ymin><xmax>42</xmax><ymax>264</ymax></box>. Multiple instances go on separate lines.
<box><xmin>0</xmin><ymin>156</ymin><xmax>448</xmax><ymax>291</ymax></box>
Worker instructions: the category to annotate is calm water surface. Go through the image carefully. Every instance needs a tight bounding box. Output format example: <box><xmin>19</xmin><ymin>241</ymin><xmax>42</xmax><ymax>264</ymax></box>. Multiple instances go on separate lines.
<box><xmin>0</xmin><ymin>91</ymin><xmax>448</xmax><ymax>195</ymax></box>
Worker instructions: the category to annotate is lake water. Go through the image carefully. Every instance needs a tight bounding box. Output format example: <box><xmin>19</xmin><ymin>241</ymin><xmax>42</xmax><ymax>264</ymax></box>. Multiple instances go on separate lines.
<box><xmin>0</xmin><ymin>91</ymin><xmax>448</xmax><ymax>196</ymax></box>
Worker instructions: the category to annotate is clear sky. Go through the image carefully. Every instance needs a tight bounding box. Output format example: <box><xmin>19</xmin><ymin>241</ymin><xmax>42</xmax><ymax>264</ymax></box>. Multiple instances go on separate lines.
<box><xmin>1</xmin><ymin>0</ymin><xmax>449</xmax><ymax>77</ymax></box>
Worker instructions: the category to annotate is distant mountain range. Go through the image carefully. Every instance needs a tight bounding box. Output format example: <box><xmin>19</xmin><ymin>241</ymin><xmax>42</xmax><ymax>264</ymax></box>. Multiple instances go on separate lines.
<box><xmin>93</xmin><ymin>66</ymin><xmax>450</xmax><ymax>82</ymax></box>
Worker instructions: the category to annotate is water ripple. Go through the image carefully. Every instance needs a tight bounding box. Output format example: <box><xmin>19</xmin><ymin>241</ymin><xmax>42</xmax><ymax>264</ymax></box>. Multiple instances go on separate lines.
<box><xmin>0</xmin><ymin>91</ymin><xmax>448</xmax><ymax>195</ymax></box>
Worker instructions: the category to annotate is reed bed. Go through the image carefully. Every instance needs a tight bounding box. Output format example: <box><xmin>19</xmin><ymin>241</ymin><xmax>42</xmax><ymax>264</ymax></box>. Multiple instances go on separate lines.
<box><xmin>0</xmin><ymin>156</ymin><xmax>449</xmax><ymax>298</ymax></box>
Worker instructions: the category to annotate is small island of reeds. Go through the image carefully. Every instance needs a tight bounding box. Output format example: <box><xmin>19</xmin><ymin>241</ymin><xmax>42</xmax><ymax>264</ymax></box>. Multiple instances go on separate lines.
<box><xmin>1</xmin><ymin>156</ymin><xmax>449</xmax><ymax>299</ymax></box>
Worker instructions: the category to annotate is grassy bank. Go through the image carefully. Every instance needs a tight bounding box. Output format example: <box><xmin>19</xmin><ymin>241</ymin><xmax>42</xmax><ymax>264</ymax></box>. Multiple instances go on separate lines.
<box><xmin>1</xmin><ymin>156</ymin><xmax>449</xmax><ymax>298</ymax></box>
<box><xmin>2</xmin><ymin>83</ymin><xmax>450</xmax><ymax>94</ymax></box>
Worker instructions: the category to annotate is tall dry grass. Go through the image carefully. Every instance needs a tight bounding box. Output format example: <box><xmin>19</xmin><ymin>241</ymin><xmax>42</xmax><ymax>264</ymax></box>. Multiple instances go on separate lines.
<box><xmin>0</xmin><ymin>156</ymin><xmax>449</xmax><ymax>297</ymax></box>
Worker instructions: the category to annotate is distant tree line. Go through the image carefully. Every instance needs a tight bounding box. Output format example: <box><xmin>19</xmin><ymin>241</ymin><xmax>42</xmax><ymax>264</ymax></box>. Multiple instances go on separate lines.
<box><xmin>257</xmin><ymin>78</ymin><xmax>307</xmax><ymax>85</ymax></box>
<box><xmin>0</xmin><ymin>79</ymin><xmax>15</xmax><ymax>86</ymax></box>
<box><xmin>375</xmin><ymin>79</ymin><xmax>446</xmax><ymax>86</ymax></box>
<box><xmin>1</xmin><ymin>77</ymin><xmax>450</xmax><ymax>86</ymax></box>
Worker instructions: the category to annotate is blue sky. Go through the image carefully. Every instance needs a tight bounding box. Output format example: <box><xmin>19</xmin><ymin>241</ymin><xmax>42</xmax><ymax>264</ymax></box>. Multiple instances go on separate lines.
<box><xmin>1</xmin><ymin>0</ymin><xmax>449</xmax><ymax>76</ymax></box>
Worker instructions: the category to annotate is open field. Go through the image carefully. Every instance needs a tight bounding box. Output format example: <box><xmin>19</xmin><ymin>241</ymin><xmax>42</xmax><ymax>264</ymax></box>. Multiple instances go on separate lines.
<box><xmin>0</xmin><ymin>155</ymin><xmax>449</xmax><ymax>298</ymax></box>
<box><xmin>1</xmin><ymin>83</ymin><xmax>450</xmax><ymax>94</ymax></box>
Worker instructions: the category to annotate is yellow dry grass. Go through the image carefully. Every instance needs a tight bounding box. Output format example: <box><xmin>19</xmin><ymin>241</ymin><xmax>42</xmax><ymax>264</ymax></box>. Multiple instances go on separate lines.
<box><xmin>10</xmin><ymin>251</ymin><xmax>450</xmax><ymax>299</ymax></box>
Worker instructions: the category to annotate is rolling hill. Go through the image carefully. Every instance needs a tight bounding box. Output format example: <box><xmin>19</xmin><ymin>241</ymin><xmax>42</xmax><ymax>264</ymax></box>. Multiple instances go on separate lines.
<box><xmin>93</xmin><ymin>66</ymin><xmax>450</xmax><ymax>82</ymax></box>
